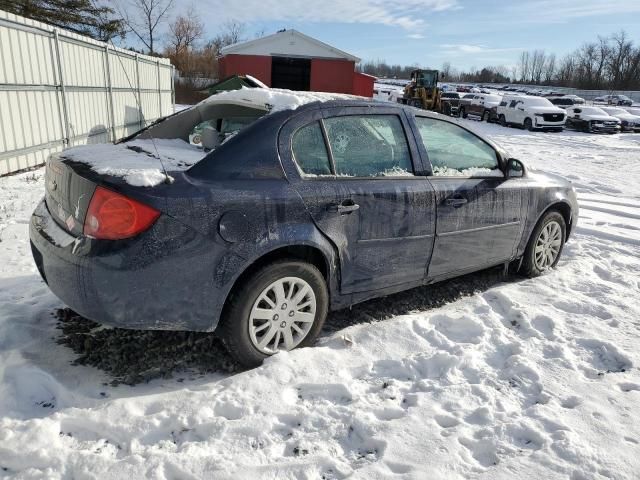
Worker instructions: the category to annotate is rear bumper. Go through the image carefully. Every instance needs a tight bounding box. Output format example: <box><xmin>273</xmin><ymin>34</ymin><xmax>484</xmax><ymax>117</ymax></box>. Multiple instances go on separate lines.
<box><xmin>30</xmin><ymin>200</ymin><xmax>226</xmax><ymax>331</ymax></box>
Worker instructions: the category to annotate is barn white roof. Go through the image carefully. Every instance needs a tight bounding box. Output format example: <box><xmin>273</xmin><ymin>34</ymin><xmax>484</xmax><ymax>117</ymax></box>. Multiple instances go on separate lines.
<box><xmin>220</xmin><ymin>29</ymin><xmax>360</xmax><ymax>62</ymax></box>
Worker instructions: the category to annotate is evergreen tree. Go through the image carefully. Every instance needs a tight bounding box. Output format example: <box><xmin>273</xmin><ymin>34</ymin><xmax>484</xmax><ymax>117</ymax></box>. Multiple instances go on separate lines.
<box><xmin>0</xmin><ymin>0</ymin><xmax>125</xmax><ymax>41</ymax></box>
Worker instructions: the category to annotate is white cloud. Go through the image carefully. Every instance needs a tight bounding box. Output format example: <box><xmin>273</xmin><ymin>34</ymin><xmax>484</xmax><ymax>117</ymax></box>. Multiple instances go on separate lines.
<box><xmin>408</xmin><ymin>33</ymin><xmax>426</xmax><ymax>39</ymax></box>
<box><xmin>197</xmin><ymin>0</ymin><xmax>459</xmax><ymax>31</ymax></box>
<box><xmin>439</xmin><ymin>44</ymin><xmax>524</xmax><ymax>56</ymax></box>
<box><xmin>503</xmin><ymin>0</ymin><xmax>640</xmax><ymax>22</ymax></box>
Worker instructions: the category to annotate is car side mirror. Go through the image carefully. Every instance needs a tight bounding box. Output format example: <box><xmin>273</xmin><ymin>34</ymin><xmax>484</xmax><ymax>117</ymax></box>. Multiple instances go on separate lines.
<box><xmin>506</xmin><ymin>158</ymin><xmax>525</xmax><ymax>178</ymax></box>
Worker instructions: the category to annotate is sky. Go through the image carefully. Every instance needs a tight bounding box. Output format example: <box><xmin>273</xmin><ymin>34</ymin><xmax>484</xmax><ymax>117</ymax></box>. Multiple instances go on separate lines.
<box><xmin>178</xmin><ymin>0</ymin><xmax>640</xmax><ymax>71</ymax></box>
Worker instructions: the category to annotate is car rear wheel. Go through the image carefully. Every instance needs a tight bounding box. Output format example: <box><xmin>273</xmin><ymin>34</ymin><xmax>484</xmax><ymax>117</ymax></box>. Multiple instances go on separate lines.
<box><xmin>521</xmin><ymin>211</ymin><xmax>566</xmax><ymax>277</ymax></box>
<box><xmin>524</xmin><ymin>118</ymin><xmax>533</xmax><ymax>131</ymax></box>
<box><xmin>499</xmin><ymin>114</ymin><xmax>507</xmax><ymax>127</ymax></box>
<box><xmin>219</xmin><ymin>260</ymin><xmax>328</xmax><ymax>368</ymax></box>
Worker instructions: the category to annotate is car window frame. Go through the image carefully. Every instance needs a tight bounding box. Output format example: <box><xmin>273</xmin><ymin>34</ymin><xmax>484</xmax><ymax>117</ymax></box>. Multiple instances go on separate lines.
<box><xmin>413</xmin><ymin>114</ymin><xmax>507</xmax><ymax>180</ymax></box>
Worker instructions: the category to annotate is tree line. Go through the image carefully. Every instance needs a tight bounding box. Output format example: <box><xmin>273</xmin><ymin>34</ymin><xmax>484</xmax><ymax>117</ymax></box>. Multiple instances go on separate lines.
<box><xmin>360</xmin><ymin>31</ymin><xmax>640</xmax><ymax>91</ymax></box>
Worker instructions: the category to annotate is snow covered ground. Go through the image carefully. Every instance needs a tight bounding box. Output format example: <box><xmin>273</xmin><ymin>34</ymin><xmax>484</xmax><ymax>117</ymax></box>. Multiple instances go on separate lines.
<box><xmin>1</xmin><ymin>122</ymin><xmax>639</xmax><ymax>479</ymax></box>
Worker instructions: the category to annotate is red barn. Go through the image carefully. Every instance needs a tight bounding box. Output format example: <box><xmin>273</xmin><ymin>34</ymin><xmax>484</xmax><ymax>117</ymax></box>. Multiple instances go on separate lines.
<box><xmin>218</xmin><ymin>29</ymin><xmax>374</xmax><ymax>97</ymax></box>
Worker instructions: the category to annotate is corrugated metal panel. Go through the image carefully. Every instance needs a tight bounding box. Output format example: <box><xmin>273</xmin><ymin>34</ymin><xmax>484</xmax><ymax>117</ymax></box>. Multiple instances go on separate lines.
<box><xmin>0</xmin><ymin>9</ymin><xmax>174</xmax><ymax>176</ymax></box>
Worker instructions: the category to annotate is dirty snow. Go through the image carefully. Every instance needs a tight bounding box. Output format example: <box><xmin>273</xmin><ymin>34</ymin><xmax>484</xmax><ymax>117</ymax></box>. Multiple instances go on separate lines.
<box><xmin>1</xmin><ymin>122</ymin><xmax>640</xmax><ymax>479</ymax></box>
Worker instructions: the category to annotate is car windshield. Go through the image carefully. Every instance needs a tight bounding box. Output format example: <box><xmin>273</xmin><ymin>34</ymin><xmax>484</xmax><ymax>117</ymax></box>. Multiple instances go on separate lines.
<box><xmin>525</xmin><ymin>97</ymin><xmax>554</xmax><ymax>107</ymax></box>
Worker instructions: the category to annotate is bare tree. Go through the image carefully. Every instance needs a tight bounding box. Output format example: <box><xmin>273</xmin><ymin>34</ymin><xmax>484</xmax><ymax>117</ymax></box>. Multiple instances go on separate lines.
<box><xmin>119</xmin><ymin>0</ymin><xmax>174</xmax><ymax>54</ymax></box>
<box><xmin>531</xmin><ymin>50</ymin><xmax>546</xmax><ymax>84</ymax></box>
<box><xmin>543</xmin><ymin>53</ymin><xmax>556</xmax><ymax>84</ymax></box>
<box><xmin>207</xmin><ymin>20</ymin><xmax>246</xmax><ymax>54</ymax></box>
<box><xmin>168</xmin><ymin>6</ymin><xmax>203</xmax><ymax>55</ymax></box>
<box><xmin>518</xmin><ymin>51</ymin><xmax>530</xmax><ymax>82</ymax></box>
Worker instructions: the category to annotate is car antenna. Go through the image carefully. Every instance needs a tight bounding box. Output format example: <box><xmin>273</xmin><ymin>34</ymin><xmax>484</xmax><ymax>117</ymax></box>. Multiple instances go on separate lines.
<box><xmin>89</xmin><ymin>0</ymin><xmax>172</xmax><ymax>184</ymax></box>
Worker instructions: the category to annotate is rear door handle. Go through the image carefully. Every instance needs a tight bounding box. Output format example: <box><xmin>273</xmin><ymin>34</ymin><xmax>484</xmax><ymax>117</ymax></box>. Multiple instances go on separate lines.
<box><xmin>331</xmin><ymin>200</ymin><xmax>360</xmax><ymax>215</ymax></box>
<box><xmin>445</xmin><ymin>197</ymin><xmax>468</xmax><ymax>207</ymax></box>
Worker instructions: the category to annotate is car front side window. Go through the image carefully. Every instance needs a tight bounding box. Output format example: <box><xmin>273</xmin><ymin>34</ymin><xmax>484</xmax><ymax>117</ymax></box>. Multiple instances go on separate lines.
<box><xmin>323</xmin><ymin>115</ymin><xmax>414</xmax><ymax>177</ymax></box>
<box><xmin>415</xmin><ymin>117</ymin><xmax>502</xmax><ymax>177</ymax></box>
<box><xmin>291</xmin><ymin>121</ymin><xmax>332</xmax><ymax>176</ymax></box>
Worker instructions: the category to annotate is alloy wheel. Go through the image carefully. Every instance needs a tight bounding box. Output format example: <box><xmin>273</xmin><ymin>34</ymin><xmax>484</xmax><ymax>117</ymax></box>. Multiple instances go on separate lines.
<box><xmin>534</xmin><ymin>221</ymin><xmax>562</xmax><ymax>270</ymax></box>
<box><xmin>248</xmin><ymin>277</ymin><xmax>316</xmax><ymax>354</ymax></box>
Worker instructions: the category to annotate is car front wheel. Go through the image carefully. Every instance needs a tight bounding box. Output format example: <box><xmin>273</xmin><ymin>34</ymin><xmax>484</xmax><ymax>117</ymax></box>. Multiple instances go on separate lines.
<box><xmin>482</xmin><ymin>110</ymin><xmax>490</xmax><ymax>122</ymax></box>
<box><xmin>524</xmin><ymin>118</ymin><xmax>533</xmax><ymax>131</ymax></box>
<box><xmin>521</xmin><ymin>211</ymin><xmax>566</xmax><ymax>277</ymax></box>
<box><xmin>499</xmin><ymin>114</ymin><xmax>507</xmax><ymax>127</ymax></box>
<box><xmin>219</xmin><ymin>260</ymin><xmax>328</xmax><ymax>368</ymax></box>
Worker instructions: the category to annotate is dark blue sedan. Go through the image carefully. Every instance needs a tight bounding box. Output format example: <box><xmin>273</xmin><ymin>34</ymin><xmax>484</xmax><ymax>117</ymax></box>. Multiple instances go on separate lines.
<box><xmin>30</xmin><ymin>92</ymin><xmax>578</xmax><ymax>367</ymax></box>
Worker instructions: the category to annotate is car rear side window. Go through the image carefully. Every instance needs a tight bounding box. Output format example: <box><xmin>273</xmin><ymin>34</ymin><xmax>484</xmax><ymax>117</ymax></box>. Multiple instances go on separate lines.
<box><xmin>415</xmin><ymin>117</ymin><xmax>501</xmax><ymax>177</ymax></box>
<box><xmin>323</xmin><ymin>115</ymin><xmax>413</xmax><ymax>177</ymax></box>
<box><xmin>292</xmin><ymin>122</ymin><xmax>332</xmax><ymax>176</ymax></box>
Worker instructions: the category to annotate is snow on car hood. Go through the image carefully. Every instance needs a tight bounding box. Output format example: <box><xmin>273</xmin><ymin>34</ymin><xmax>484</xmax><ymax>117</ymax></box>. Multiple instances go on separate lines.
<box><xmin>528</xmin><ymin>106</ymin><xmax>565</xmax><ymax>114</ymax></box>
<box><xmin>61</xmin><ymin>139</ymin><xmax>207</xmax><ymax>187</ymax></box>
<box><xmin>60</xmin><ymin>88</ymin><xmax>366</xmax><ymax>187</ymax></box>
<box><xmin>582</xmin><ymin>114</ymin><xmax>619</xmax><ymax>122</ymax></box>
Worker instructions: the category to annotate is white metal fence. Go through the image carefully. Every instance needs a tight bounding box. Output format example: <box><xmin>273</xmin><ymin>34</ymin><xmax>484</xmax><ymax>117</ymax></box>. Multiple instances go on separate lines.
<box><xmin>0</xmin><ymin>10</ymin><xmax>175</xmax><ymax>176</ymax></box>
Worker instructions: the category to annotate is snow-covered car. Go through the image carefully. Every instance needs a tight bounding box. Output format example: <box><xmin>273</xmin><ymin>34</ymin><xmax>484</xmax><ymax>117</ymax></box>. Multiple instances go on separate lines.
<box><xmin>600</xmin><ymin>107</ymin><xmax>640</xmax><ymax>132</ymax></box>
<box><xmin>547</xmin><ymin>96</ymin><xmax>575</xmax><ymax>108</ymax></box>
<box><xmin>565</xmin><ymin>106</ymin><xmax>621</xmax><ymax>133</ymax></box>
<box><xmin>564</xmin><ymin>94</ymin><xmax>585</xmax><ymax>105</ymax></box>
<box><xmin>458</xmin><ymin>94</ymin><xmax>503</xmax><ymax>122</ymax></box>
<box><xmin>497</xmin><ymin>95</ymin><xmax>566</xmax><ymax>131</ymax></box>
<box><xmin>623</xmin><ymin>107</ymin><xmax>640</xmax><ymax>118</ymax></box>
<box><xmin>29</xmin><ymin>88</ymin><xmax>578</xmax><ymax>367</ymax></box>
<box><xmin>594</xmin><ymin>94</ymin><xmax>634</xmax><ymax>106</ymax></box>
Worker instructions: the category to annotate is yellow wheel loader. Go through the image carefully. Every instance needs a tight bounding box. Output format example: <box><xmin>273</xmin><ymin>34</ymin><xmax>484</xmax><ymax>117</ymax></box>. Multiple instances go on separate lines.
<box><xmin>398</xmin><ymin>69</ymin><xmax>442</xmax><ymax>112</ymax></box>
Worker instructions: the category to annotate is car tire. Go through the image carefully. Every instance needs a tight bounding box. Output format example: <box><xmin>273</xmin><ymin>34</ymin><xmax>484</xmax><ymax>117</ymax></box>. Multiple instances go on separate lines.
<box><xmin>524</xmin><ymin>118</ymin><xmax>533</xmax><ymax>131</ymax></box>
<box><xmin>219</xmin><ymin>259</ymin><xmax>328</xmax><ymax>368</ymax></box>
<box><xmin>460</xmin><ymin>107</ymin><xmax>467</xmax><ymax>119</ymax></box>
<box><xmin>482</xmin><ymin>110</ymin><xmax>490</xmax><ymax>122</ymax></box>
<box><xmin>499</xmin><ymin>114</ymin><xmax>507</xmax><ymax>127</ymax></box>
<box><xmin>520</xmin><ymin>211</ymin><xmax>566</xmax><ymax>278</ymax></box>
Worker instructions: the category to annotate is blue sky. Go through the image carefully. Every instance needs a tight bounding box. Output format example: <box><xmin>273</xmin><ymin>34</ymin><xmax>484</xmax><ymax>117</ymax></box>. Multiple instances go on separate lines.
<box><xmin>172</xmin><ymin>0</ymin><xmax>640</xmax><ymax>70</ymax></box>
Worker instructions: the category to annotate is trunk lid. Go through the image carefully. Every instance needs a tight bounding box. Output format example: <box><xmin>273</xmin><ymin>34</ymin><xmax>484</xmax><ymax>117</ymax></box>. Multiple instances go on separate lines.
<box><xmin>45</xmin><ymin>155</ymin><xmax>97</xmax><ymax>236</ymax></box>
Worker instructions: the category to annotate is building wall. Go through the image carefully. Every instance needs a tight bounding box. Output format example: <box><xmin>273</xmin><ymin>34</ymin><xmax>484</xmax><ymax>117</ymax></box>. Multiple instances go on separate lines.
<box><xmin>353</xmin><ymin>72</ymin><xmax>375</xmax><ymax>98</ymax></box>
<box><xmin>219</xmin><ymin>55</ymin><xmax>272</xmax><ymax>87</ymax></box>
<box><xmin>310</xmin><ymin>59</ymin><xmax>355</xmax><ymax>94</ymax></box>
<box><xmin>0</xmin><ymin>9</ymin><xmax>174</xmax><ymax>176</ymax></box>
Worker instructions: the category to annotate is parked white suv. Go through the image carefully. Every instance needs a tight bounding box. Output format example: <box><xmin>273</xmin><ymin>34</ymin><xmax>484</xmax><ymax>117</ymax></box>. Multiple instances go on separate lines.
<box><xmin>497</xmin><ymin>95</ymin><xmax>566</xmax><ymax>131</ymax></box>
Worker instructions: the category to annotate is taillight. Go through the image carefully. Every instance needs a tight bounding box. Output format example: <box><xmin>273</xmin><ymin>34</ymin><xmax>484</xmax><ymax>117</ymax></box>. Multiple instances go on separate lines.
<box><xmin>84</xmin><ymin>186</ymin><xmax>160</xmax><ymax>240</ymax></box>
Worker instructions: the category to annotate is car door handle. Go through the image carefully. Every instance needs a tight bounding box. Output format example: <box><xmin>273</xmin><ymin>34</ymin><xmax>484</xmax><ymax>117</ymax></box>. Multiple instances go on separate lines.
<box><xmin>445</xmin><ymin>197</ymin><xmax>468</xmax><ymax>207</ymax></box>
<box><xmin>330</xmin><ymin>200</ymin><xmax>360</xmax><ymax>215</ymax></box>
